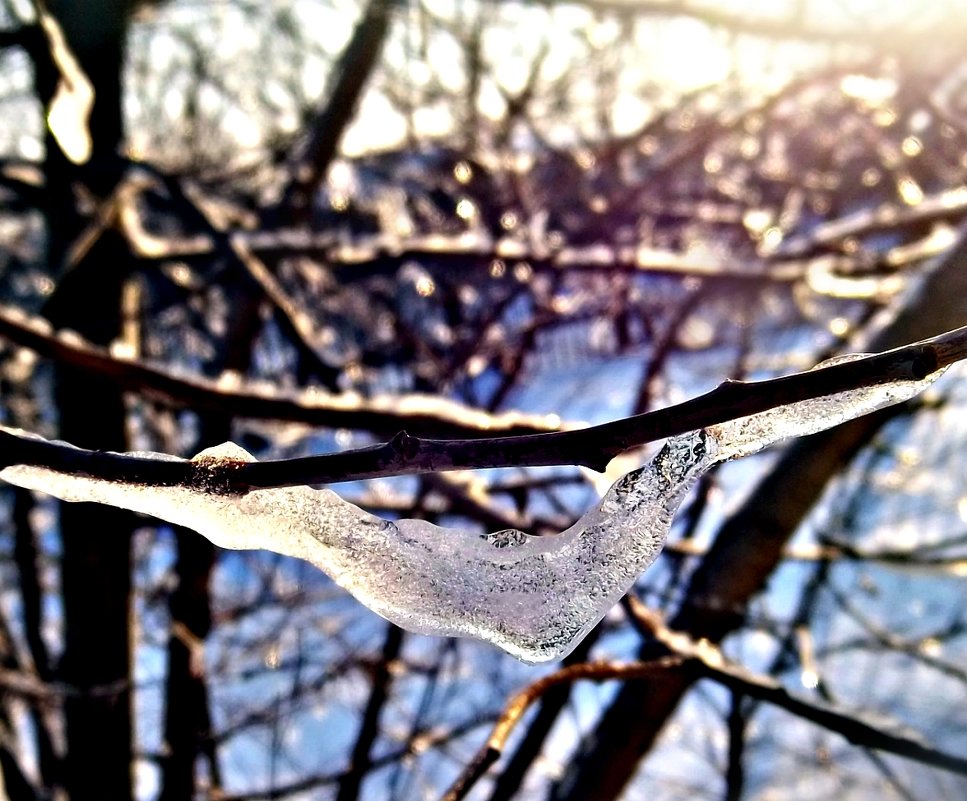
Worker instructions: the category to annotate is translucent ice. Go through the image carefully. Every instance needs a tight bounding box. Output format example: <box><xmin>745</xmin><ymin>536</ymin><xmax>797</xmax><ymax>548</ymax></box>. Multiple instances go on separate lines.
<box><xmin>708</xmin><ymin>354</ymin><xmax>946</xmax><ymax>461</ymax></box>
<box><xmin>1</xmin><ymin>432</ymin><xmax>715</xmax><ymax>662</ymax></box>
<box><xmin>0</xmin><ymin>358</ymin><xmax>946</xmax><ymax>662</ymax></box>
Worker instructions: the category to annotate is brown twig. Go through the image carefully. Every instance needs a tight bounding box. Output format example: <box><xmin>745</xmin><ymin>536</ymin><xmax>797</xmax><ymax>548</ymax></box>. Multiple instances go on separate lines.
<box><xmin>624</xmin><ymin>599</ymin><xmax>967</xmax><ymax>778</ymax></box>
<box><xmin>126</xmin><ymin>226</ymin><xmax>805</xmax><ymax>284</ymax></box>
<box><xmin>439</xmin><ymin>658</ymin><xmax>686</xmax><ymax>801</ymax></box>
<box><xmin>440</xmin><ymin>632</ymin><xmax>967</xmax><ymax>801</ymax></box>
<box><xmin>0</xmin><ymin>322</ymin><xmax>965</xmax><ymax>489</ymax></box>
<box><xmin>0</xmin><ymin>303</ymin><xmax>564</xmax><ymax>438</ymax></box>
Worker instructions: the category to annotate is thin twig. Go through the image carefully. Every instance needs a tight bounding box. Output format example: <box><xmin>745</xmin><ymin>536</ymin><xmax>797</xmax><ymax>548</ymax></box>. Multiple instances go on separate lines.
<box><xmin>1</xmin><ymin>323</ymin><xmax>965</xmax><ymax>489</ymax></box>
<box><xmin>662</xmin><ymin>532</ymin><xmax>967</xmax><ymax>572</ymax></box>
<box><xmin>279</xmin><ymin>0</ymin><xmax>394</xmax><ymax>214</ymax></box>
<box><xmin>626</xmin><ymin>600</ymin><xmax>967</xmax><ymax>778</ymax></box>
<box><xmin>438</xmin><ymin>658</ymin><xmax>686</xmax><ymax>801</ymax></box>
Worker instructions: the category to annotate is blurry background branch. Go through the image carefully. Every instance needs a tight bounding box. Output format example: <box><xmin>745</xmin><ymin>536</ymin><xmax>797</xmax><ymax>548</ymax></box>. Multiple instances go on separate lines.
<box><xmin>0</xmin><ymin>302</ymin><xmax>566</xmax><ymax>437</ymax></box>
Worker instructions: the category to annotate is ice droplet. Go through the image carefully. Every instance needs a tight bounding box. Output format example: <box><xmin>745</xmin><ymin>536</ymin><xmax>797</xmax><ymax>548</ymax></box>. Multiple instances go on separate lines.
<box><xmin>0</xmin><ymin>359</ymin><xmax>946</xmax><ymax>662</ymax></box>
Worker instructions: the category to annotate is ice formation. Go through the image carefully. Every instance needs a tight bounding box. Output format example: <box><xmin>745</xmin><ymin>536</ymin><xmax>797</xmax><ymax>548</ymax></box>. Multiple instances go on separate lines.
<box><xmin>0</xmin><ymin>360</ymin><xmax>945</xmax><ymax>662</ymax></box>
<box><xmin>708</xmin><ymin>353</ymin><xmax>935</xmax><ymax>460</ymax></box>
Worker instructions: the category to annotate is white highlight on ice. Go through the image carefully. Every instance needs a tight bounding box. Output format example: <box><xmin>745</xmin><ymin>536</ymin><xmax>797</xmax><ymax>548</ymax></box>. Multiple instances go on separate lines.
<box><xmin>0</xmin><ymin>360</ymin><xmax>944</xmax><ymax>662</ymax></box>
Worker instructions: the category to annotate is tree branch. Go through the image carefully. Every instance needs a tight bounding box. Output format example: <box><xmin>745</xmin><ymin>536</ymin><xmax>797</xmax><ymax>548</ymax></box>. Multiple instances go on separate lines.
<box><xmin>439</xmin><ymin>658</ymin><xmax>686</xmax><ymax>801</ymax></box>
<box><xmin>0</xmin><ymin>303</ymin><xmax>564</xmax><ymax>438</ymax></box>
<box><xmin>1</xmin><ymin>322</ymin><xmax>965</xmax><ymax>490</ymax></box>
<box><xmin>278</xmin><ymin>0</ymin><xmax>394</xmax><ymax>214</ymax></box>
<box><xmin>335</xmin><ymin>624</ymin><xmax>404</xmax><ymax>801</ymax></box>
<box><xmin>441</xmin><ymin>603</ymin><xmax>967</xmax><ymax>801</ymax></box>
<box><xmin>627</xmin><ymin>601</ymin><xmax>967</xmax><ymax>777</ymax></box>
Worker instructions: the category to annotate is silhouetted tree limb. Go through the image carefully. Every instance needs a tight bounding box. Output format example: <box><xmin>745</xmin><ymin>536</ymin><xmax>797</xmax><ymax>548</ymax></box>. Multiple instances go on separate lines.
<box><xmin>278</xmin><ymin>0</ymin><xmax>395</xmax><ymax>215</ymax></box>
<box><xmin>440</xmin><ymin>658</ymin><xmax>686</xmax><ymax>801</ymax></box>
<box><xmin>1</xmin><ymin>322</ymin><xmax>964</xmax><ymax>489</ymax></box>
<box><xmin>335</xmin><ymin>624</ymin><xmax>404</xmax><ymax>801</ymax></box>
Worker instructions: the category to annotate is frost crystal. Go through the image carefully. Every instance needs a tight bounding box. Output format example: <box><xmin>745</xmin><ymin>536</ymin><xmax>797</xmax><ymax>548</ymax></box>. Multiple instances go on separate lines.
<box><xmin>0</xmin><ymin>360</ymin><xmax>946</xmax><ymax>662</ymax></box>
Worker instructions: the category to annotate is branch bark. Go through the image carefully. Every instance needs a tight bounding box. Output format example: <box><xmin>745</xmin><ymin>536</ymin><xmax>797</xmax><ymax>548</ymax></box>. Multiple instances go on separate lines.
<box><xmin>441</xmin><ymin>650</ymin><xmax>967</xmax><ymax>801</ymax></box>
<box><xmin>38</xmin><ymin>2</ymin><xmax>135</xmax><ymax>798</ymax></box>
<box><xmin>0</xmin><ymin>303</ymin><xmax>564</xmax><ymax>438</ymax></box>
<box><xmin>335</xmin><ymin>624</ymin><xmax>404</xmax><ymax>801</ymax></box>
<box><xmin>278</xmin><ymin>0</ymin><xmax>394</xmax><ymax>216</ymax></box>
<box><xmin>0</xmin><ymin>322</ymin><xmax>964</xmax><ymax>489</ymax></box>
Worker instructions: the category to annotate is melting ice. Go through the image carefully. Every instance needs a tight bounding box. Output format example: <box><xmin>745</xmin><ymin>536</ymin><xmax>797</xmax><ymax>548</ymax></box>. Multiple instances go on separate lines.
<box><xmin>0</xmin><ymin>361</ymin><xmax>945</xmax><ymax>662</ymax></box>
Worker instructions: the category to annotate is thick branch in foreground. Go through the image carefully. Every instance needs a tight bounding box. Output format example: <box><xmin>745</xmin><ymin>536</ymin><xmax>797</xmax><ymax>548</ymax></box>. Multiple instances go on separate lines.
<box><xmin>0</xmin><ymin>321</ymin><xmax>960</xmax><ymax>663</ymax></box>
<box><xmin>0</xmin><ymin>323</ymin><xmax>965</xmax><ymax>490</ymax></box>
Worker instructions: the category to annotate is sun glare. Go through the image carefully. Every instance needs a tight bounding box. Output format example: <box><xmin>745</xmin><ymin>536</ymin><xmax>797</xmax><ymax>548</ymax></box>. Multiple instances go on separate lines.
<box><xmin>653</xmin><ymin>17</ymin><xmax>733</xmax><ymax>91</ymax></box>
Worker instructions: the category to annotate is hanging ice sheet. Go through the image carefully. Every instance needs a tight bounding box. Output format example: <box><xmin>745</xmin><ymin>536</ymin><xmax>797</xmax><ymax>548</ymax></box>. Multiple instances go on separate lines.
<box><xmin>0</xmin><ymin>358</ymin><xmax>945</xmax><ymax>662</ymax></box>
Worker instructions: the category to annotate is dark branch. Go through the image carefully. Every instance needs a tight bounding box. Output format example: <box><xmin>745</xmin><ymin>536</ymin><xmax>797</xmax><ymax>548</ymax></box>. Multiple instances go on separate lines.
<box><xmin>627</xmin><ymin>601</ymin><xmax>967</xmax><ymax>778</ymax></box>
<box><xmin>279</xmin><ymin>0</ymin><xmax>394</xmax><ymax>214</ymax></box>
<box><xmin>442</xmin><ymin>628</ymin><xmax>967</xmax><ymax>801</ymax></box>
<box><xmin>1</xmin><ymin>323</ymin><xmax>965</xmax><ymax>489</ymax></box>
<box><xmin>439</xmin><ymin>658</ymin><xmax>685</xmax><ymax>801</ymax></box>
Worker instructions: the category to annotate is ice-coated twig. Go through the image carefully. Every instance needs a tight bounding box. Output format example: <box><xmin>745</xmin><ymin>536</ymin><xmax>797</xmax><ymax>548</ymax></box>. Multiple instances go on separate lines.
<box><xmin>442</xmin><ymin>628</ymin><xmax>967</xmax><ymax>801</ymax></box>
<box><xmin>0</xmin><ymin>432</ymin><xmax>716</xmax><ymax>662</ymax></box>
<box><xmin>0</xmin><ymin>344</ymin><xmax>949</xmax><ymax>661</ymax></box>
<box><xmin>439</xmin><ymin>657</ymin><xmax>687</xmax><ymax>801</ymax></box>
<box><xmin>1</xmin><ymin>324</ymin><xmax>965</xmax><ymax>491</ymax></box>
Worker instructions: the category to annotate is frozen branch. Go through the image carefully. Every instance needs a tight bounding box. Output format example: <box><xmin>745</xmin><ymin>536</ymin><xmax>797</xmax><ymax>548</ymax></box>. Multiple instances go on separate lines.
<box><xmin>0</xmin><ymin>304</ymin><xmax>564</xmax><ymax>438</ymax></box>
<box><xmin>439</xmin><ymin>657</ymin><xmax>686</xmax><ymax>801</ymax></box>
<box><xmin>0</xmin><ymin>323</ymin><xmax>961</xmax><ymax>661</ymax></box>
<box><xmin>630</xmin><ymin>601</ymin><xmax>967</xmax><ymax>777</ymax></box>
<box><xmin>2</xmin><ymin>322</ymin><xmax>963</xmax><ymax>489</ymax></box>
<box><xmin>444</xmin><ymin>596</ymin><xmax>967</xmax><ymax>800</ymax></box>
<box><xmin>441</xmin><ymin>639</ymin><xmax>967</xmax><ymax>801</ymax></box>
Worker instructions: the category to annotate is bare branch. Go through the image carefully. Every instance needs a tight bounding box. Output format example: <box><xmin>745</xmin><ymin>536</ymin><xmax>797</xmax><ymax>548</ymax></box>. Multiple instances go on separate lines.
<box><xmin>663</xmin><ymin>533</ymin><xmax>967</xmax><ymax>573</ymax></box>
<box><xmin>279</xmin><ymin>0</ymin><xmax>394</xmax><ymax>214</ymax></box>
<box><xmin>335</xmin><ymin>624</ymin><xmax>404</xmax><ymax>801</ymax></box>
<box><xmin>440</xmin><ymin>634</ymin><xmax>967</xmax><ymax>801</ymax></box>
<box><xmin>439</xmin><ymin>658</ymin><xmax>686</xmax><ymax>801</ymax></box>
<box><xmin>0</xmin><ymin>322</ymin><xmax>965</xmax><ymax>488</ymax></box>
<box><xmin>0</xmin><ymin>303</ymin><xmax>564</xmax><ymax>438</ymax></box>
<box><xmin>628</xmin><ymin>601</ymin><xmax>967</xmax><ymax>777</ymax></box>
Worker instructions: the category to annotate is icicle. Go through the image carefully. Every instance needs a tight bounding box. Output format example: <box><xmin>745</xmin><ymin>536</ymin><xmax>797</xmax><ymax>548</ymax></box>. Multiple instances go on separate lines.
<box><xmin>0</xmin><ymin>359</ymin><xmax>946</xmax><ymax>662</ymax></box>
